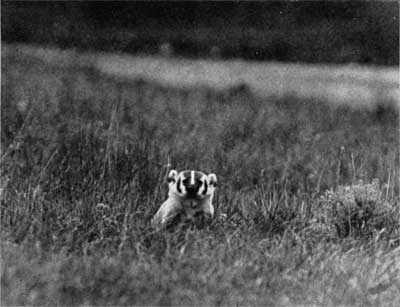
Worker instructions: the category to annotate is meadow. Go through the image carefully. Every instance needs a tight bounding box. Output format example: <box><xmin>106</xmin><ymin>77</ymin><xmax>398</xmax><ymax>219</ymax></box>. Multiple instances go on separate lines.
<box><xmin>5</xmin><ymin>44</ymin><xmax>399</xmax><ymax>107</ymax></box>
<box><xmin>1</xmin><ymin>45</ymin><xmax>399</xmax><ymax>306</ymax></box>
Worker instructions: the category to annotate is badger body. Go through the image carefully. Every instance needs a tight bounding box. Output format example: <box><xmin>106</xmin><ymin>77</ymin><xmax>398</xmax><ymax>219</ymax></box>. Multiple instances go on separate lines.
<box><xmin>151</xmin><ymin>170</ymin><xmax>217</xmax><ymax>229</ymax></box>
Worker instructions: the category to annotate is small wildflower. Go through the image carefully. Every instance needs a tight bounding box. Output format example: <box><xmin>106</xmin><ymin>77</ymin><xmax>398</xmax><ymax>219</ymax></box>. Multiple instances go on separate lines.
<box><xmin>33</xmin><ymin>184</ymin><xmax>43</xmax><ymax>199</ymax></box>
<box><xmin>96</xmin><ymin>203</ymin><xmax>110</xmax><ymax>210</ymax></box>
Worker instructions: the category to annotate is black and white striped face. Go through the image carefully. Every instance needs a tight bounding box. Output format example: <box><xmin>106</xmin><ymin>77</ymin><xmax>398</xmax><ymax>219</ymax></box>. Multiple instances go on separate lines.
<box><xmin>167</xmin><ymin>170</ymin><xmax>217</xmax><ymax>199</ymax></box>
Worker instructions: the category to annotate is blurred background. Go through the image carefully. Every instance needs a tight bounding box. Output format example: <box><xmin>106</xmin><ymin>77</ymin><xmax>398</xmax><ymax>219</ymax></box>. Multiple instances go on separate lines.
<box><xmin>2</xmin><ymin>1</ymin><xmax>398</xmax><ymax>65</ymax></box>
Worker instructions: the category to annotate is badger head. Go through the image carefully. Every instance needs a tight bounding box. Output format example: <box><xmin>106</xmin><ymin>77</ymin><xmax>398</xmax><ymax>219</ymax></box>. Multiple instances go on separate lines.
<box><xmin>167</xmin><ymin>169</ymin><xmax>217</xmax><ymax>200</ymax></box>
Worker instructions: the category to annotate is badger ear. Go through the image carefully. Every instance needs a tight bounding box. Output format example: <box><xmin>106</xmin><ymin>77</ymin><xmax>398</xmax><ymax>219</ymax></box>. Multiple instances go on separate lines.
<box><xmin>208</xmin><ymin>173</ymin><xmax>218</xmax><ymax>187</ymax></box>
<box><xmin>167</xmin><ymin>170</ymin><xmax>178</xmax><ymax>183</ymax></box>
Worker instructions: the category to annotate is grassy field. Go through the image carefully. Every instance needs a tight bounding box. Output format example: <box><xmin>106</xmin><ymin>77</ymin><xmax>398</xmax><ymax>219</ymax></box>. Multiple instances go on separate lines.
<box><xmin>4</xmin><ymin>44</ymin><xmax>399</xmax><ymax>107</ymax></box>
<box><xmin>1</xmin><ymin>47</ymin><xmax>400</xmax><ymax>306</ymax></box>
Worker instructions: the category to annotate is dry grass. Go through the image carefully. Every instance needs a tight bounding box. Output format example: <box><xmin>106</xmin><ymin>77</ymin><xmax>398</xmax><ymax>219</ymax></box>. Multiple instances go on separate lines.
<box><xmin>1</xmin><ymin>46</ymin><xmax>399</xmax><ymax>306</ymax></box>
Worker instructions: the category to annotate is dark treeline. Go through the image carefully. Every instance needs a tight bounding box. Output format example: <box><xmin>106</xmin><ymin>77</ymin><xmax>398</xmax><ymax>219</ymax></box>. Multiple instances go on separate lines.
<box><xmin>1</xmin><ymin>1</ymin><xmax>398</xmax><ymax>65</ymax></box>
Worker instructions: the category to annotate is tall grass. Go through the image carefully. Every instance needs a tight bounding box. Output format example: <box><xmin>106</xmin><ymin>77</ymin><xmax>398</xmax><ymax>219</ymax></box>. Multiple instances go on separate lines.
<box><xmin>1</xmin><ymin>51</ymin><xmax>399</xmax><ymax>305</ymax></box>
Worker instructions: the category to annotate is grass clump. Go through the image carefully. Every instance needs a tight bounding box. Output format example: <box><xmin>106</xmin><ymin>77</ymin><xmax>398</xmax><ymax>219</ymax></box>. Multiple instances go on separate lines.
<box><xmin>318</xmin><ymin>179</ymin><xmax>400</xmax><ymax>241</ymax></box>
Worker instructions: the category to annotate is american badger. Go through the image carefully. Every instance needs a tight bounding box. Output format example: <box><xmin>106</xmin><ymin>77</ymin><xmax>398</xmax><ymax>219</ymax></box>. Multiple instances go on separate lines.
<box><xmin>151</xmin><ymin>169</ymin><xmax>217</xmax><ymax>229</ymax></box>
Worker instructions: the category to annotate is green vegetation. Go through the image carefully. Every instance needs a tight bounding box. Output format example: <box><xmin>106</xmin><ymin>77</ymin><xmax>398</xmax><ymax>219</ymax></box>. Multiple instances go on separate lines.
<box><xmin>1</xmin><ymin>50</ymin><xmax>399</xmax><ymax>306</ymax></box>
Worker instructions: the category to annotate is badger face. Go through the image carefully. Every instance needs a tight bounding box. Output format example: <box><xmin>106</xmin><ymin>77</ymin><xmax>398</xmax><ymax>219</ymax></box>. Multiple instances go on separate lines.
<box><xmin>167</xmin><ymin>169</ymin><xmax>217</xmax><ymax>200</ymax></box>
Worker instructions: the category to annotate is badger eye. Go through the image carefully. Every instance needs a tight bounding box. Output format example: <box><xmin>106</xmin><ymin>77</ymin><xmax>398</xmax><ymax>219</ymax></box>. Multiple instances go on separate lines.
<box><xmin>177</xmin><ymin>178</ymin><xmax>182</xmax><ymax>193</ymax></box>
<box><xmin>202</xmin><ymin>180</ymin><xmax>208</xmax><ymax>195</ymax></box>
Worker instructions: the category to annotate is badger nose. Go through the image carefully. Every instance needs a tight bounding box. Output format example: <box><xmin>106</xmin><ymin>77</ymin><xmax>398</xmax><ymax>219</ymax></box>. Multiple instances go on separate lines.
<box><xmin>186</xmin><ymin>185</ymin><xmax>196</xmax><ymax>192</ymax></box>
<box><xmin>186</xmin><ymin>185</ymin><xmax>197</xmax><ymax>194</ymax></box>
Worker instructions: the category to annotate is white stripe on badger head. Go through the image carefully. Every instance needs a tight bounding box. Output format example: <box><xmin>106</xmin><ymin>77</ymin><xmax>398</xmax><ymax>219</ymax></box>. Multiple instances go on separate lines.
<box><xmin>190</xmin><ymin>171</ymin><xmax>195</xmax><ymax>185</ymax></box>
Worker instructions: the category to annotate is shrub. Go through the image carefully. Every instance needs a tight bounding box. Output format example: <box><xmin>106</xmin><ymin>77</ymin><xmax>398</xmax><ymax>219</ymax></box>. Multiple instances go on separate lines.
<box><xmin>318</xmin><ymin>179</ymin><xmax>400</xmax><ymax>241</ymax></box>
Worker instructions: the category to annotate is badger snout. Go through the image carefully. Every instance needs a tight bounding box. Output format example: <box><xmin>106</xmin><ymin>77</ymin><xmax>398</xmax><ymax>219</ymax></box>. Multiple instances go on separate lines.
<box><xmin>186</xmin><ymin>185</ymin><xmax>199</xmax><ymax>197</ymax></box>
